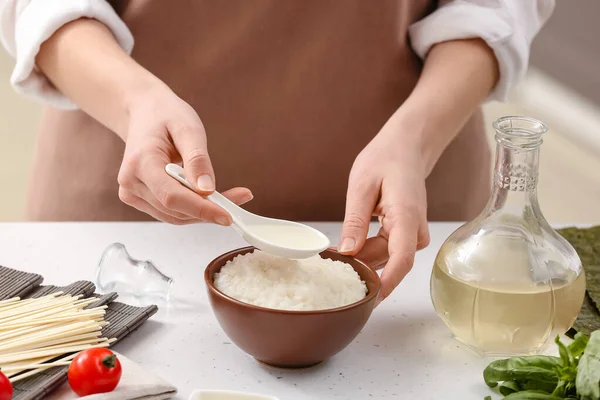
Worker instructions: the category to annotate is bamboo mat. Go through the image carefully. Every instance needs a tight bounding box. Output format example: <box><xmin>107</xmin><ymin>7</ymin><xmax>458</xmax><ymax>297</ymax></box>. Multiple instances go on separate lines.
<box><xmin>0</xmin><ymin>266</ymin><xmax>158</xmax><ymax>400</ymax></box>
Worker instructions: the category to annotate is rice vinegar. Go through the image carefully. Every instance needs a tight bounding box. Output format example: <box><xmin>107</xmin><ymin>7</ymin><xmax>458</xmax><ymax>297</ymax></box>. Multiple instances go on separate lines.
<box><xmin>430</xmin><ymin>116</ymin><xmax>587</xmax><ymax>355</ymax></box>
<box><xmin>432</xmin><ymin>252</ymin><xmax>585</xmax><ymax>355</ymax></box>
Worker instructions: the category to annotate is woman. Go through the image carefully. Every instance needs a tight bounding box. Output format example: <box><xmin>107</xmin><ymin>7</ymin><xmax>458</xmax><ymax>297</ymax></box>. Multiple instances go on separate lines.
<box><xmin>0</xmin><ymin>0</ymin><xmax>554</xmax><ymax>303</ymax></box>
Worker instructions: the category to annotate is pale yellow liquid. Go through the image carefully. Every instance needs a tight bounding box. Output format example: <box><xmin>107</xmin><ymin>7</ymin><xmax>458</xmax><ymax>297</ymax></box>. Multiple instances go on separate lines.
<box><xmin>431</xmin><ymin>239</ymin><xmax>586</xmax><ymax>355</ymax></box>
<box><xmin>248</xmin><ymin>224</ymin><xmax>327</xmax><ymax>250</ymax></box>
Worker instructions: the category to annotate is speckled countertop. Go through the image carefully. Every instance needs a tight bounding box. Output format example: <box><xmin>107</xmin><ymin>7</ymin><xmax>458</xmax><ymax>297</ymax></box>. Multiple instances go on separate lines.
<box><xmin>0</xmin><ymin>222</ymin><xmax>528</xmax><ymax>399</ymax></box>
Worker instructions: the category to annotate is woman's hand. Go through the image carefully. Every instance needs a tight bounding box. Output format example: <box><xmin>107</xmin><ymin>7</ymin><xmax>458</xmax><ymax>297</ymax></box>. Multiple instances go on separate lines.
<box><xmin>117</xmin><ymin>85</ymin><xmax>253</xmax><ymax>225</ymax></box>
<box><xmin>339</xmin><ymin>114</ymin><xmax>430</xmax><ymax>304</ymax></box>
<box><xmin>36</xmin><ymin>19</ymin><xmax>252</xmax><ymax>225</ymax></box>
<box><xmin>339</xmin><ymin>38</ymin><xmax>499</xmax><ymax>303</ymax></box>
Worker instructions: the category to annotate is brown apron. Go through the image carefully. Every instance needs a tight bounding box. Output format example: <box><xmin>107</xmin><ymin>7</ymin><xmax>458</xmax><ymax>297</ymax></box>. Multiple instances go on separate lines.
<box><xmin>26</xmin><ymin>0</ymin><xmax>491</xmax><ymax>222</ymax></box>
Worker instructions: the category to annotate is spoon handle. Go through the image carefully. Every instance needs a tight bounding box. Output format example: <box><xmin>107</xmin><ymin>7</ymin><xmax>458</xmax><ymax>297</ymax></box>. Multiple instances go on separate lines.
<box><xmin>165</xmin><ymin>163</ymin><xmax>195</xmax><ymax>191</ymax></box>
<box><xmin>164</xmin><ymin>163</ymin><xmax>243</xmax><ymax>224</ymax></box>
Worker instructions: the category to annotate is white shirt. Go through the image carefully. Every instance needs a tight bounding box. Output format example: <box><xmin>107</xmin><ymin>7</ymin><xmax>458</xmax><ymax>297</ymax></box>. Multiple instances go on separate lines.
<box><xmin>0</xmin><ymin>0</ymin><xmax>555</xmax><ymax>109</ymax></box>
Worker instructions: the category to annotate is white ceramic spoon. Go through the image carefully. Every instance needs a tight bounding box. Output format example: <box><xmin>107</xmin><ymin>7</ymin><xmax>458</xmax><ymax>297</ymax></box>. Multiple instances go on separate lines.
<box><xmin>165</xmin><ymin>163</ymin><xmax>330</xmax><ymax>259</ymax></box>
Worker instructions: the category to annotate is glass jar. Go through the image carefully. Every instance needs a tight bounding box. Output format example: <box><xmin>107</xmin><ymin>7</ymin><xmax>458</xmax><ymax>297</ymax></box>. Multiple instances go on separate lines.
<box><xmin>431</xmin><ymin>116</ymin><xmax>585</xmax><ymax>356</ymax></box>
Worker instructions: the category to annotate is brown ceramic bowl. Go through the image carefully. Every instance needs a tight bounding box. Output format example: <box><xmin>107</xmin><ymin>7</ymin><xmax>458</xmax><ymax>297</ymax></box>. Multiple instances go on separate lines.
<box><xmin>205</xmin><ymin>247</ymin><xmax>381</xmax><ymax>368</ymax></box>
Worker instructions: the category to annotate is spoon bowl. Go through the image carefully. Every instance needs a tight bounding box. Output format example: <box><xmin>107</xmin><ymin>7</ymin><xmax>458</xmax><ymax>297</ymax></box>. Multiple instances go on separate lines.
<box><xmin>165</xmin><ymin>163</ymin><xmax>330</xmax><ymax>259</ymax></box>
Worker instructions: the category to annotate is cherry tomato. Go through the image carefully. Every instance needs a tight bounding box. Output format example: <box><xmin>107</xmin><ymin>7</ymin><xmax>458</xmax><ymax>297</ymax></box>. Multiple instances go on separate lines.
<box><xmin>0</xmin><ymin>370</ymin><xmax>12</xmax><ymax>400</ymax></box>
<box><xmin>68</xmin><ymin>348</ymin><xmax>122</xmax><ymax>396</ymax></box>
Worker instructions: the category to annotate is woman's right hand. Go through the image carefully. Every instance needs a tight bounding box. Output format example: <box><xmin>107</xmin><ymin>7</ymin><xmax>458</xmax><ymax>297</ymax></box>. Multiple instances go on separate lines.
<box><xmin>35</xmin><ymin>19</ymin><xmax>251</xmax><ymax>225</ymax></box>
<box><xmin>117</xmin><ymin>84</ymin><xmax>253</xmax><ymax>225</ymax></box>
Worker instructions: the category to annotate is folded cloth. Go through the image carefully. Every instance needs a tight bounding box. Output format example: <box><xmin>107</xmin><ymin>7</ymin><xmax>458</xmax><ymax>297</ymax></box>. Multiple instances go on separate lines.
<box><xmin>48</xmin><ymin>352</ymin><xmax>177</xmax><ymax>400</ymax></box>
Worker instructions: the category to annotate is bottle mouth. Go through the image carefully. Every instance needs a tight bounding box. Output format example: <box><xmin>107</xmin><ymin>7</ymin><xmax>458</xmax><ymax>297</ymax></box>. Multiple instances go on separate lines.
<box><xmin>493</xmin><ymin>116</ymin><xmax>548</xmax><ymax>149</ymax></box>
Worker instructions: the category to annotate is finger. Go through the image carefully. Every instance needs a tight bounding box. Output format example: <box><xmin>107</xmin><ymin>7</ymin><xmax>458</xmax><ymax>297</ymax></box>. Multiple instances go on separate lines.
<box><xmin>378</xmin><ymin>212</ymin><xmax>420</xmax><ymax>303</ymax></box>
<box><xmin>119</xmin><ymin>190</ymin><xmax>200</xmax><ymax>225</ymax></box>
<box><xmin>417</xmin><ymin>222</ymin><xmax>430</xmax><ymax>251</ymax></box>
<box><xmin>339</xmin><ymin>175</ymin><xmax>379</xmax><ymax>255</ymax></box>
<box><xmin>140</xmin><ymin>181</ymin><xmax>252</xmax><ymax>218</ymax></box>
<box><xmin>354</xmin><ymin>232</ymin><xmax>388</xmax><ymax>270</ymax></box>
<box><xmin>168</xmin><ymin>120</ymin><xmax>216</xmax><ymax>195</ymax></box>
<box><xmin>131</xmin><ymin>183</ymin><xmax>197</xmax><ymax>220</ymax></box>
<box><xmin>140</xmin><ymin>155</ymin><xmax>233</xmax><ymax>225</ymax></box>
<box><xmin>361</xmin><ymin>225</ymin><xmax>426</xmax><ymax>266</ymax></box>
<box><xmin>381</xmin><ymin>214</ymin><xmax>429</xmax><ymax>252</ymax></box>
<box><xmin>221</xmin><ymin>187</ymin><xmax>254</xmax><ymax>206</ymax></box>
<box><xmin>416</xmin><ymin>197</ymin><xmax>430</xmax><ymax>250</ymax></box>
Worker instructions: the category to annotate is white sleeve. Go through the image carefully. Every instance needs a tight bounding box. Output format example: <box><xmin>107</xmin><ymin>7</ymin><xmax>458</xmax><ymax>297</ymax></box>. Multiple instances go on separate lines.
<box><xmin>0</xmin><ymin>0</ymin><xmax>134</xmax><ymax>109</ymax></box>
<box><xmin>408</xmin><ymin>0</ymin><xmax>555</xmax><ymax>102</ymax></box>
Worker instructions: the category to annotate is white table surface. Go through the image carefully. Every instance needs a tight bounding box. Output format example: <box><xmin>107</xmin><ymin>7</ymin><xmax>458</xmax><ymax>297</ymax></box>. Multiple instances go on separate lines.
<box><xmin>0</xmin><ymin>222</ymin><xmax>549</xmax><ymax>400</ymax></box>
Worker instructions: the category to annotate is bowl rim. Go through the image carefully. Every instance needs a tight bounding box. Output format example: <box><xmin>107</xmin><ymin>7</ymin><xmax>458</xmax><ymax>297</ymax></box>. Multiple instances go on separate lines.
<box><xmin>204</xmin><ymin>246</ymin><xmax>381</xmax><ymax>315</ymax></box>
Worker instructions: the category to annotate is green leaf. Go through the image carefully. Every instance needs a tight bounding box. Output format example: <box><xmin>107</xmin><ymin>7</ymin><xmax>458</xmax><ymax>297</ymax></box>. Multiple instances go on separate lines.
<box><xmin>556</xmin><ymin>336</ymin><xmax>573</xmax><ymax>367</ymax></box>
<box><xmin>552</xmin><ymin>336</ymin><xmax>579</xmax><ymax>398</ymax></box>
<box><xmin>520</xmin><ymin>380</ymin><xmax>560</xmax><ymax>394</ymax></box>
<box><xmin>568</xmin><ymin>332</ymin><xmax>590</xmax><ymax>360</ymax></box>
<box><xmin>484</xmin><ymin>397</ymin><xmax>492</xmax><ymax>400</ymax></box>
<box><xmin>551</xmin><ymin>380</ymin><xmax>567</xmax><ymax>397</ymax></box>
<box><xmin>576</xmin><ymin>330</ymin><xmax>600</xmax><ymax>399</ymax></box>
<box><xmin>502</xmin><ymin>390</ymin><xmax>565</xmax><ymax>399</ymax></box>
<box><xmin>499</xmin><ymin>380</ymin><xmax>521</xmax><ymax>396</ymax></box>
<box><xmin>484</xmin><ymin>356</ymin><xmax>562</xmax><ymax>388</ymax></box>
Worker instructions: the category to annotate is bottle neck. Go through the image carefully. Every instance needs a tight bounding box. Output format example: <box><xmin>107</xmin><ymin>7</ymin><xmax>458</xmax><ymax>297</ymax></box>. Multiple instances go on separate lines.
<box><xmin>487</xmin><ymin>142</ymin><xmax>541</xmax><ymax>216</ymax></box>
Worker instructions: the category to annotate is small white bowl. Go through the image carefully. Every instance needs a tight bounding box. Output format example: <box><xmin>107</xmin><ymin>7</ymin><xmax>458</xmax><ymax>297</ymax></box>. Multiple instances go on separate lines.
<box><xmin>189</xmin><ymin>389</ymin><xmax>279</xmax><ymax>400</ymax></box>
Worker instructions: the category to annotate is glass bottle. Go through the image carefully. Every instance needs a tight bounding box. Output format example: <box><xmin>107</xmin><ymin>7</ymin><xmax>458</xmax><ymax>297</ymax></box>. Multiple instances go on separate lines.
<box><xmin>431</xmin><ymin>116</ymin><xmax>586</xmax><ymax>356</ymax></box>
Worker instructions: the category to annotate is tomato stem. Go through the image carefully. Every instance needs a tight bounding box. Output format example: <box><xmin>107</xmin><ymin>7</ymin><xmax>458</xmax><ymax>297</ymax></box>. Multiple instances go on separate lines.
<box><xmin>101</xmin><ymin>354</ymin><xmax>117</xmax><ymax>369</ymax></box>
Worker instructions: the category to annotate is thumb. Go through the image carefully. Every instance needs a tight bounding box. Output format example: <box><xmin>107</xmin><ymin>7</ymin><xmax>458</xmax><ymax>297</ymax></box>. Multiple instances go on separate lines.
<box><xmin>339</xmin><ymin>179</ymin><xmax>378</xmax><ymax>255</ymax></box>
<box><xmin>170</xmin><ymin>122</ymin><xmax>216</xmax><ymax>194</ymax></box>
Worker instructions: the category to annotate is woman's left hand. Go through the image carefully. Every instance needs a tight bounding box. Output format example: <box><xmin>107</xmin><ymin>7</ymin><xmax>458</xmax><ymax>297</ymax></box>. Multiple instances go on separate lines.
<box><xmin>339</xmin><ymin>113</ymin><xmax>430</xmax><ymax>304</ymax></box>
<box><xmin>339</xmin><ymin>38</ymin><xmax>500</xmax><ymax>304</ymax></box>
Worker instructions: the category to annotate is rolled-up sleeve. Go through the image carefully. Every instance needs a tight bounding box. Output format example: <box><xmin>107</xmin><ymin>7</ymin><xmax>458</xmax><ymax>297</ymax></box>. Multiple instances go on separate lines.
<box><xmin>409</xmin><ymin>0</ymin><xmax>555</xmax><ymax>101</ymax></box>
<box><xmin>0</xmin><ymin>0</ymin><xmax>134</xmax><ymax>109</ymax></box>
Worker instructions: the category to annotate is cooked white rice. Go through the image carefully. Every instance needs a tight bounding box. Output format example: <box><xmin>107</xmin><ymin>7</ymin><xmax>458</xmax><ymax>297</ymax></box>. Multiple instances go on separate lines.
<box><xmin>214</xmin><ymin>250</ymin><xmax>367</xmax><ymax>311</ymax></box>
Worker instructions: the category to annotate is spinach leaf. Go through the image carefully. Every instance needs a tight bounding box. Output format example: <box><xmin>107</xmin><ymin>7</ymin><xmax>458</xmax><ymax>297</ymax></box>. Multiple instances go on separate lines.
<box><xmin>551</xmin><ymin>380</ymin><xmax>568</xmax><ymax>397</ymax></box>
<box><xmin>568</xmin><ymin>333</ymin><xmax>590</xmax><ymax>360</ymax></box>
<box><xmin>520</xmin><ymin>379</ymin><xmax>559</xmax><ymax>394</ymax></box>
<box><xmin>552</xmin><ymin>336</ymin><xmax>579</xmax><ymax>397</ymax></box>
<box><xmin>502</xmin><ymin>390</ymin><xmax>565</xmax><ymax>399</ymax></box>
<box><xmin>484</xmin><ymin>356</ymin><xmax>562</xmax><ymax>388</ymax></box>
<box><xmin>556</xmin><ymin>336</ymin><xmax>574</xmax><ymax>368</ymax></box>
<box><xmin>500</xmin><ymin>380</ymin><xmax>521</xmax><ymax>396</ymax></box>
<box><xmin>576</xmin><ymin>330</ymin><xmax>600</xmax><ymax>399</ymax></box>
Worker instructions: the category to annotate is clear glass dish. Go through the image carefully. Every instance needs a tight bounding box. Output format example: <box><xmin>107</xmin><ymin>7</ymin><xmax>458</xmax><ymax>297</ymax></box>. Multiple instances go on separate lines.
<box><xmin>95</xmin><ymin>243</ymin><xmax>173</xmax><ymax>307</ymax></box>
